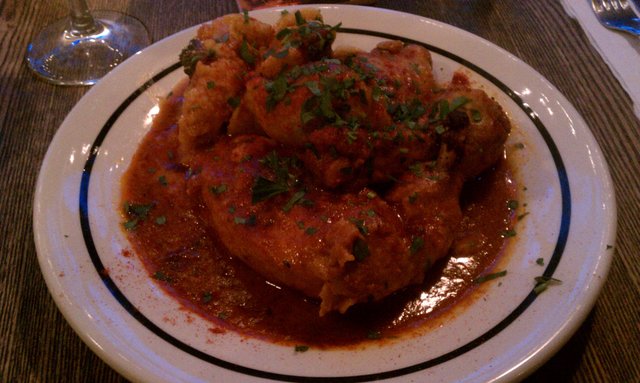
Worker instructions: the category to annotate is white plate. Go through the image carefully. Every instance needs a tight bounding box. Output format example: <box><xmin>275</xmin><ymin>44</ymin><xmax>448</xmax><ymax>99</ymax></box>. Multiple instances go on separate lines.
<box><xmin>33</xmin><ymin>5</ymin><xmax>616</xmax><ymax>383</ymax></box>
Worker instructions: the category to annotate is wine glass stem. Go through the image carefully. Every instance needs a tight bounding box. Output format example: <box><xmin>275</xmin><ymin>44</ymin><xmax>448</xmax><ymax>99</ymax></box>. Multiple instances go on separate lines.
<box><xmin>68</xmin><ymin>0</ymin><xmax>100</xmax><ymax>36</ymax></box>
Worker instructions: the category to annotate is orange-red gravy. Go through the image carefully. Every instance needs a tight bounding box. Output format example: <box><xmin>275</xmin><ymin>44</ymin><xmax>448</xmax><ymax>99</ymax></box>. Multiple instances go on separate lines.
<box><xmin>121</xmin><ymin>91</ymin><xmax>517</xmax><ymax>348</ymax></box>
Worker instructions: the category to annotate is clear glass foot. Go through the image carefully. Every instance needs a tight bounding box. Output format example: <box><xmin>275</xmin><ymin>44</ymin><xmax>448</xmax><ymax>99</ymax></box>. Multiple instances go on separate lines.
<box><xmin>26</xmin><ymin>10</ymin><xmax>151</xmax><ymax>86</ymax></box>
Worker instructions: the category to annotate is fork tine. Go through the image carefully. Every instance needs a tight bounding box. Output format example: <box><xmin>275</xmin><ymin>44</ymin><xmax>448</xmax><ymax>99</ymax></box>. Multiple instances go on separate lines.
<box><xmin>592</xmin><ymin>0</ymin><xmax>640</xmax><ymax>36</ymax></box>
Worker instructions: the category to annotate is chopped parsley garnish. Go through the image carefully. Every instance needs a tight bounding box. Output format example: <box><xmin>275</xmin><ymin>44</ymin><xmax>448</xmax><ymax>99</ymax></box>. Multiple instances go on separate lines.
<box><xmin>179</xmin><ymin>39</ymin><xmax>216</xmax><ymax>76</ymax></box>
<box><xmin>349</xmin><ymin>218</ymin><xmax>368</xmax><ymax>235</ymax></box>
<box><xmin>239</xmin><ymin>39</ymin><xmax>256</xmax><ymax>65</ymax></box>
<box><xmin>294</xmin><ymin>10</ymin><xmax>305</xmax><ymax>25</ymax></box>
<box><xmin>366</xmin><ymin>330</ymin><xmax>382</xmax><ymax>340</ymax></box>
<box><xmin>536</xmin><ymin>257</ymin><xmax>545</xmax><ymax>266</ymax></box>
<box><xmin>533</xmin><ymin>276</ymin><xmax>562</xmax><ymax>294</ymax></box>
<box><xmin>353</xmin><ymin>238</ymin><xmax>370</xmax><ymax>261</ymax></box>
<box><xmin>234</xmin><ymin>214</ymin><xmax>257</xmax><ymax>226</ymax></box>
<box><xmin>408</xmin><ymin>163</ymin><xmax>423</xmax><ymax>177</ymax></box>
<box><xmin>294</xmin><ymin>345</ymin><xmax>309</xmax><ymax>352</ymax></box>
<box><xmin>251</xmin><ymin>151</ymin><xmax>308</xmax><ymax>211</ymax></box>
<box><xmin>153</xmin><ymin>271</ymin><xmax>172</xmax><ymax>283</ymax></box>
<box><xmin>265</xmin><ymin>74</ymin><xmax>295</xmax><ymax>111</ymax></box>
<box><xmin>507</xmin><ymin>200</ymin><xmax>519</xmax><ymax>210</ymax></box>
<box><xmin>501</xmin><ymin>229</ymin><xmax>517</xmax><ymax>238</ymax></box>
<box><xmin>122</xmin><ymin>201</ymin><xmax>155</xmax><ymax>231</ymax></box>
<box><xmin>410</xmin><ymin>236</ymin><xmax>424</xmax><ymax>255</ymax></box>
<box><xmin>158</xmin><ymin>175</ymin><xmax>168</xmax><ymax>186</ymax></box>
<box><xmin>449</xmin><ymin>96</ymin><xmax>470</xmax><ymax>111</ymax></box>
<box><xmin>202</xmin><ymin>291</ymin><xmax>213</xmax><ymax>303</ymax></box>
<box><xmin>155</xmin><ymin>216</ymin><xmax>167</xmax><ymax>225</ymax></box>
<box><xmin>123</xmin><ymin>220</ymin><xmax>138</xmax><ymax>231</ymax></box>
<box><xmin>227</xmin><ymin>96</ymin><xmax>241</xmax><ymax>108</ymax></box>
<box><xmin>252</xmin><ymin>176</ymin><xmax>290</xmax><ymax>203</ymax></box>
<box><xmin>471</xmin><ymin>109</ymin><xmax>482</xmax><ymax>122</ymax></box>
<box><xmin>209</xmin><ymin>184</ymin><xmax>228</xmax><ymax>195</ymax></box>
<box><xmin>474</xmin><ymin>270</ymin><xmax>507</xmax><ymax>284</ymax></box>
<box><xmin>282</xmin><ymin>190</ymin><xmax>309</xmax><ymax>212</ymax></box>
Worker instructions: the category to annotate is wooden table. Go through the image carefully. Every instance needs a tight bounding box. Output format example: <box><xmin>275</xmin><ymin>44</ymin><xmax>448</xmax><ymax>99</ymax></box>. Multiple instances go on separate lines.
<box><xmin>2</xmin><ymin>1</ymin><xmax>638</xmax><ymax>381</ymax></box>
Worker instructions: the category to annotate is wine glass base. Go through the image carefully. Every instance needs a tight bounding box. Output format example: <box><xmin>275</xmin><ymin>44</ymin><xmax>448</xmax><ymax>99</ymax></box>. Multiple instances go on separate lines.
<box><xmin>26</xmin><ymin>10</ymin><xmax>151</xmax><ymax>86</ymax></box>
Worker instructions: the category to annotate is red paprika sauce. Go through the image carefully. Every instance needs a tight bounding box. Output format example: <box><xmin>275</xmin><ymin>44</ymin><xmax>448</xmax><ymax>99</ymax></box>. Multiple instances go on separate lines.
<box><xmin>120</xmin><ymin>86</ymin><xmax>518</xmax><ymax>348</ymax></box>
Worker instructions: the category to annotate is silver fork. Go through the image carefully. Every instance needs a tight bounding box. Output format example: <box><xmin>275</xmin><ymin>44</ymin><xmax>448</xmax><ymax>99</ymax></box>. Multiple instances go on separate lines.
<box><xmin>591</xmin><ymin>0</ymin><xmax>640</xmax><ymax>36</ymax></box>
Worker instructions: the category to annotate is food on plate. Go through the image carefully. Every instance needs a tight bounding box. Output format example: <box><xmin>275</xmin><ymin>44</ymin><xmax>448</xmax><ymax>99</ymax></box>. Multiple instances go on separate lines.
<box><xmin>121</xmin><ymin>9</ymin><xmax>516</xmax><ymax>341</ymax></box>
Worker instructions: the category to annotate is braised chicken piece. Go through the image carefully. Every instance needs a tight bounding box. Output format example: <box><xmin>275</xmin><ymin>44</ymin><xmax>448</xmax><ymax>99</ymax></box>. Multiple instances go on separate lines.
<box><xmin>173</xmin><ymin>10</ymin><xmax>512</xmax><ymax>315</ymax></box>
<box><xmin>196</xmin><ymin>135</ymin><xmax>434</xmax><ymax>315</ymax></box>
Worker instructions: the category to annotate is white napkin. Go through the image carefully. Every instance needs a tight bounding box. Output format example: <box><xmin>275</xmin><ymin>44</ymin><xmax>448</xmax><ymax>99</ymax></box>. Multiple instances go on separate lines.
<box><xmin>561</xmin><ymin>1</ymin><xmax>640</xmax><ymax>121</ymax></box>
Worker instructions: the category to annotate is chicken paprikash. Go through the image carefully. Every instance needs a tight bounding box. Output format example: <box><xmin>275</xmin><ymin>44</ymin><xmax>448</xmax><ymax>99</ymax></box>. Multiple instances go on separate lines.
<box><xmin>121</xmin><ymin>10</ymin><xmax>517</xmax><ymax>345</ymax></box>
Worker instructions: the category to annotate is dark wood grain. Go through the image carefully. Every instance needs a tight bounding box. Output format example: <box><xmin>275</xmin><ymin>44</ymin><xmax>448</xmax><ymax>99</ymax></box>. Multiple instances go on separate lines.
<box><xmin>1</xmin><ymin>1</ymin><xmax>638</xmax><ymax>382</ymax></box>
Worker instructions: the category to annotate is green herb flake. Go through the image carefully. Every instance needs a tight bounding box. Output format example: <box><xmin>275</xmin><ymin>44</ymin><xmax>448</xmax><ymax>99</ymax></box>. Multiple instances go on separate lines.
<box><xmin>153</xmin><ymin>271</ymin><xmax>172</xmax><ymax>283</ymax></box>
<box><xmin>123</xmin><ymin>202</ymin><xmax>155</xmax><ymax>230</ymax></box>
<box><xmin>353</xmin><ymin>238</ymin><xmax>370</xmax><ymax>261</ymax></box>
<box><xmin>349</xmin><ymin>218</ymin><xmax>368</xmax><ymax>235</ymax></box>
<box><xmin>533</xmin><ymin>276</ymin><xmax>562</xmax><ymax>294</ymax></box>
<box><xmin>536</xmin><ymin>257</ymin><xmax>545</xmax><ymax>266</ymax></box>
<box><xmin>274</xmin><ymin>48</ymin><xmax>289</xmax><ymax>59</ymax></box>
<box><xmin>410</xmin><ymin>236</ymin><xmax>424</xmax><ymax>255</ymax></box>
<box><xmin>294</xmin><ymin>345</ymin><xmax>309</xmax><ymax>352</ymax></box>
<box><xmin>158</xmin><ymin>175</ymin><xmax>168</xmax><ymax>186</ymax></box>
<box><xmin>501</xmin><ymin>229</ymin><xmax>517</xmax><ymax>238</ymax></box>
<box><xmin>210</xmin><ymin>184</ymin><xmax>228</xmax><ymax>195</ymax></box>
<box><xmin>202</xmin><ymin>291</ymin><xmax>213</xmax><ymax>303</ymax></box>
<box><xmin>507</xmin><ymin>200</ymin><xmax>519</xmax><ymax>210</ymax></box>
<box><xmin>240</xmin><ymin>39</ymin><xmax>255</xmax><ymax>65</ymax></box>
<box><xmin>304</xmin><ymin>227</ymin><xmax>318</xmax><ymax>235</ymax></box>
<box><xmin>471</xmin><ymin>109</ymin><xmax>482</xmax><ymax>122</ymax></box>
<box><xmin>242</xmin><ymin>10</ymin><xmax>249</xmax><ymax>23</ymax></box>
<box><xmin>474</xmin><ymin>270</ymin><xmax>507</xmax><ymax>284</ymax></box>
<box><xmin>227</xmin><ymin>96</ymin><xmax>241</xmax><ymax>108</ymax></box>
<box><xmin>305</xmin><ymin>81</ymin><xmax>322</xmax><ymax>96</ymax></box>
<box><xmin>367</xmin><ymin>330</ymin><xmax>382</xmax><ymax>340</ymax></box>
<box><xmin>155</xmin><ymin>216</ymin><xmax>167</xmax><ymax>225</ymax></box>
<box><xmin>282</xmin><ymin>190</ymin><xmax>306</xmax><ymax>212</ymax></box>
<box><xmin>234</xmin><ymin>214</ymin><xmax>257</xmax><ymax>226</ymax></box>
<box><xmin>371</xmin><ymin>85</ymin><xmax>383</xmax><ymax>101</ymax></box>
<box><xmin>252</xmin><ymin>176</ymin><xmax>289</xmax><ymax>203</ymax></box>
<box><xmin>450</xmin><ymin>96</ymin><xmax>470</xmax><ymax>111</ymax></box>
<box><xmin>294</xmin><ymin>10</ymin><xmax>305</xmax><ymax>25</ymax></box>
<box><xmin>276</xmin><ymin>27</ymin><xmax>292</xmax><ymax>40</ymax></box>
<box><xmin>207</xmin><ymin>81</ymin><xmax>216</xmax><ymax>89</ymax></box>
<box><xmin>123</xmin><ymin>219</ymin><xmax>139</xmax><ymax>231</ymax></box>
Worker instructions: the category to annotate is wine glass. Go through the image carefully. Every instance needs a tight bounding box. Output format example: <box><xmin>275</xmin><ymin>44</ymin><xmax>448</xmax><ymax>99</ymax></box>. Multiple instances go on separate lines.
<box><xmin>26</xmin><ymin>0</ymin><xmax>151</xmax><ymax>86</ymax></box>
